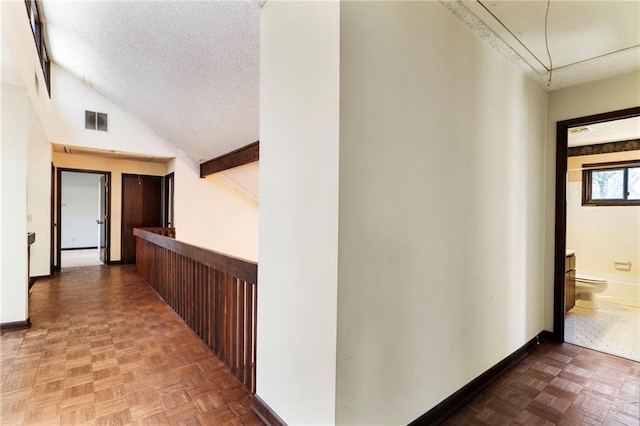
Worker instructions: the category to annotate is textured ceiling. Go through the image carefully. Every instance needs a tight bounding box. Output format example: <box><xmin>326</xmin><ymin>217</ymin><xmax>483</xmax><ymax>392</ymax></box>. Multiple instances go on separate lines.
<box><xmin>443</xmin><ymin>0</ymin><xmax>640</xmax><ymax>91</ymax></box>
<box><xmin>42</xmin><ymin>0</ymin><xmax>260</xmax><ymax>163</ymax></box>
<box><xmin>39</xmin><ymin>0</ymin><xmax>639</xmax><ymax>166</ymax></box>
<box><xmin>568</xmin><ymin>116</ymin><xmax>640</xmax><ymax>147</ymax></box>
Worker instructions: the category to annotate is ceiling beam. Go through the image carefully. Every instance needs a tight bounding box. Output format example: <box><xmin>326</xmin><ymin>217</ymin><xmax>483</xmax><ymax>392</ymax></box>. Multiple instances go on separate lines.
<box><xmin>200</xmin><ymin>141</ymin><xmax>259</xmax><ymax>178</ymax></box>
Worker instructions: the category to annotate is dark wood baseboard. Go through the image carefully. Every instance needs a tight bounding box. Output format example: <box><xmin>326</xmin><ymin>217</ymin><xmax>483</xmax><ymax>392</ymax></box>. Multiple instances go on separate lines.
<box><xmin>61</xmin><ymin>246</ymin><xmax>98</xmax><ymax>251</ymax></box>
<box><xmin>107</xmin><ymin>260</ymin><xmax>122</xmax><ymax>265</ymax></box>
<box><xmin>0</xmin><ymin>318</ymin><xmax>31</xmax><ymax>332</ymax></box>
<box><xmin>252</xmin><ymin>395</ymin><xmax>287</xmax><ymax>426</ymax></box>
<box><xmin>31</xmin><ymin>274</ymin><xmax>52</xmax><ymax>281</ymax></box>
<box><xmin>409</xmin><ymin>331</ymin><xmax>550</xmax><ymax>425</ymax></box>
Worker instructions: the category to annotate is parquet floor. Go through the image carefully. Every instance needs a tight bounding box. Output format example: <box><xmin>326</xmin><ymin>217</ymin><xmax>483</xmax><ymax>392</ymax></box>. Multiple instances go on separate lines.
<box><xmin>0</xmin><ymin>265</ymin><xmax>262</xmax><ymax>425</ymax></box>
<box><xmin>445</xmin><ymin>341</ymin><xmax>640</xmax><ymax>425</ymax></box>
<box><xmin>3</xmin><ymin>265</ymin><xmax>639</xmax><ymax>425</ymax></box>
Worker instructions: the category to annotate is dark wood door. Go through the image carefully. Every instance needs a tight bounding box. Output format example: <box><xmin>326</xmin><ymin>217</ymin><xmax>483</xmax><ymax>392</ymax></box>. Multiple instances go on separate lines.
<box><xmin>121</xmin><ymin>174</ymin><xmax>163</xmax><ymax>264</ymax></box>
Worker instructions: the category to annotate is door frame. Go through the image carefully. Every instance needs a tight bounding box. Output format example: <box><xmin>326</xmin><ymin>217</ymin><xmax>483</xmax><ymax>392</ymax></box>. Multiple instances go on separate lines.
<box><xmin>163</xmin><ymin>172</ymin><xmax>175</xmax><ymax>228</ymax></box>
<box><xmin>55</xmin><ymin>167</ymin><xmax>112</xmax><ymax>270</ymax></box>
<box><xmin>50</xmin><ymin>163</ymin><xmax>55</xmax><ymax>274</ymax></box>
<box><xmin>552</xmin><ymin>106</ymin><xmax>640</xmax><ymax>342</ymax></box>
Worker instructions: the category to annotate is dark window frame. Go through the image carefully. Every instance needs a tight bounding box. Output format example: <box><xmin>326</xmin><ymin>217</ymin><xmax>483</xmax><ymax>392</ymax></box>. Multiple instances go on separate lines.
<box><xmin>24</xmin><ymin>0</ymin><xmax>51</xmax><ymax>97</ymax></box>
<box><xmin>582</xmin><ymin>159</ymin><xmax>640</xmax><ymax>206</ymax></box>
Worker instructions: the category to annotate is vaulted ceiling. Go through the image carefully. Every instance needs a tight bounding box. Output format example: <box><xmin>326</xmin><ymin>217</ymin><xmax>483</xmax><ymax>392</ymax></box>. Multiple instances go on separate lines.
<box><xmin>41</xmin><ymin>0</ymin><xmax>260</xmax><ymax>163</ymax></box>
<box><xmin>39</xmin><ymin>0</ymin><xmax>639</xmax><ymax>163</ymax></box>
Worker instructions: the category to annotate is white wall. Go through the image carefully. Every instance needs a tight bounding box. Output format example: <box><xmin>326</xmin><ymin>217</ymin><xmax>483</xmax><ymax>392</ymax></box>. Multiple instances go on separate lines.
<box><xmin>258</xmin><ymin>1</ymin><xmax>340</xmax><ymax>424</ymax></box>
<box><xmin>1</xmin><ymin>83</ymin><xmax>29</xmax><ymax>324</ymax></box>
<box><xmin>566</xmin><ymin>152</ymin><xmax>640</xmax><ymax>281</ymax></box>
<box><xmin>336</xmin><ymin>2</ymin><xmax>547</xmax><ymax>424</ymax></box>
<box><xmin>1</xmin><ymin>2</ymin><xmax>50</xmax><ymax>136</ymax></box>
<box><xmin>544</xmin><ymin>70</ymin><xmax>640</xmax><ymax>329</ymax></box>
<box><xmin>53</xmin><ymin>153</ymin><xmax>166</xmax><ymax>261</ymax></box>
<box><xmin>567</xmin><ymin>181</ymin><xmax>640</xmax><ymax>276</ymax></box>
<box><xmin>47</xmin><ymin>64</ymin><xmax>177</xmax><ymax>158</ymax></box>
<box><xmin>61</xmin><ymin>172</ymin><xmax>101</xmax><ymax>249</ymax></box>
<box><xmin>27</xmin><ymin>137</ymin><xmax>52</xmax><ymax>277</ymax></box>
<box><xmin>173</xmin><ymin>150</ymin><xmax>258</xmax><ymax>262</ymax></box>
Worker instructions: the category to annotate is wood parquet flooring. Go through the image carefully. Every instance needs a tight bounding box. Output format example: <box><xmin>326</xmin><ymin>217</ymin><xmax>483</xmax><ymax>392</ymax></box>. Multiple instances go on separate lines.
<box><xmin>0</xmin><ymin>265</ymin><xmax>263</xmax><ymax>426</ymax></box>
<box><xmin>3</xmin><ymin>265</ymin><xmax>639</xmax><ymax>425</ymax></box>
<box><xmin>445</xmin><ymin>341</ymin><xmax>640</xmax><ymax>425</ymax></box>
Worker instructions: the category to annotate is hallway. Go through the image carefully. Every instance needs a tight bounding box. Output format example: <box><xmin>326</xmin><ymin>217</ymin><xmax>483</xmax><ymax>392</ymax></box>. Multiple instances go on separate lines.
<box><xmin>0</xmin><ymin>265</ymin><xmax>262</xmax><ymax>425</ymax></box>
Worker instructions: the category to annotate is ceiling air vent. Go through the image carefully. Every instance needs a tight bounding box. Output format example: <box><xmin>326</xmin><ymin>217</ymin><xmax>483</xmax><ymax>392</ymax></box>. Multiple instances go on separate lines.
<box><xmin>569</xmin><ymin>126</ymin><xmax>593</xmax><ymax>135</ymax></box>
<box><xmin>85</xmin><ymin>110</ymin><xmax>108</xmax><ymax>132</ymax></box>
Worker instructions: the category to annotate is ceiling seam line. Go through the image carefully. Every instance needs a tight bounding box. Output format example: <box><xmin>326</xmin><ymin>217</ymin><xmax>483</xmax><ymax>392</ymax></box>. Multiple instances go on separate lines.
<box><xmin>477</xmin><ymin>0</ymin><xmax>550</xmax><ymax>72</ymax></box>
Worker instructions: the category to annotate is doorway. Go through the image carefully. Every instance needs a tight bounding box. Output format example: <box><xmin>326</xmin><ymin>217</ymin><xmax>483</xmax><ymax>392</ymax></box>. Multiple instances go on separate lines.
<box><xmin>55</xmin><ymin>168</ymin><xmax>111</xmax><ymax>270</ymax></box>
<box><xmin>121</xmin><ymin>174</ymin><xmax>163</xmax><ymax>264</ymax></box>
<box><xmin>554</xmin><ymin>107</ymin><xmax>640</xmax><ymax>358</ymax></box>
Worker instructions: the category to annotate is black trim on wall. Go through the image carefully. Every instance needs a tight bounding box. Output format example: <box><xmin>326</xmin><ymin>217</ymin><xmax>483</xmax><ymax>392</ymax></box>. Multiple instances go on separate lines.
<box><xmin>252</xmin><ymin>395</ymin><xmax>287</xmax><ymax>426</ymax></box>
<box><xmin>0</xmin><ymin>318</ymin><xmax>31</xmax><ymax>332</ymax></box>
<box><xmin>30</xmin><ymin>274</ymin><xmax>51</xmax><ymax>281</ymax></box>
<box><xmin>568</xmin><ymin>139</ymin><xmax>640</xmax><ymax>157</ymax></box>
<box><xmin>553</xmin><ymin>106</ymin><xmax>640</xmax><ymax>343</ymax></box>
<box><xmin>61</xmin><ymin>246</ymin><xmax>99</xmax><ymax>251</ymax></box>
<box><xmin>409</xmin><ymin>331</ymin><xmax>553</xmax><ymax>425</ymax></box>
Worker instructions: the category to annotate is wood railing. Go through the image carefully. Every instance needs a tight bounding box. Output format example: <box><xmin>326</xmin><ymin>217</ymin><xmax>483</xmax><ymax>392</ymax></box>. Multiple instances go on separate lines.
<box><xmin>133</xmin><ymin>227</ymin><xmax>257</xmax><ymax>393</ymax></box>
<box><xmin>141</xmin><ymin>227</ymin><xmax>176</xmax><ymax>238</ymax></box>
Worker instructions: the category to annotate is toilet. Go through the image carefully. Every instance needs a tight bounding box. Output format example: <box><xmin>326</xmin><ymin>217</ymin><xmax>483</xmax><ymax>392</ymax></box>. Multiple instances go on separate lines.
<box><xmin>575</xmin><ymin>274</ymin><xmax>608</xmax><ymax>309</ymax></box>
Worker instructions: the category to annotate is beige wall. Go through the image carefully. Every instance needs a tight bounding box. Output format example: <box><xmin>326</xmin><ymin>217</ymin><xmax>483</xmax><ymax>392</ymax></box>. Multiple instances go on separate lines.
<box><xmin>1</xmin><ymin>83</ymin><xmax>29</xmax><ymax>324</ymax></box>
<box><xmin>53</xmin><ymin>153</ymin><xmax>167</xmax><ymax>262</ymax></box>
<box><xmin>27</xmin><ymin>138</ymin><xmax>52</xmax><ymax>277</ymax></box>
<box><xmin>545</xmin><ymin>70</ymin><xmax>640</xmax><ymax>330</ymax></box>
<box><xmin>257</xmin><ymin>1</ymin><xmax>340</xmax><ymax>424</ymax></box>
<box><xmin>336</xmin><ymin>2</ymin><xmax>547</xmax><ymax>423</ymax></box>
<box><xmin>566</xmin><ymin>151</ymin><xmax>640</xmax><ymax>281</ymax></box>
<box><xmin>173</xmin><ymin>151</ymin><xmax>258</xmax><ymax>262</ymax></box>
<box><xmin>260</xmin><ymin>1</ymin><xmax>548</xmax><ymax>424</ymax></box>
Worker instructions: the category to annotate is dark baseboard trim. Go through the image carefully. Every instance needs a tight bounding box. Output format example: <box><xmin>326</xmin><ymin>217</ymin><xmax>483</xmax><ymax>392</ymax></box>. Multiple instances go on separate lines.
<box><xmin>107</xmin><ymin>260</ymin><xmax>122</xmax><ymax>265</ymax></box>
<box><xmin>252</xmin><ymin>395</ymin><xmax>287</xmax><ymax>426</ymax></box>
<box><xmin>0</xmin><ymin>318</ymin><xmax>31</xmax><ymax>332</ymax></box>
<box><xmin>31</xmin><ymin>274</ymin><xmax>52</xmax><ymax>281</ymax></box>
<box><xmin>538</xmin><ymin>330</ymin><xmax>556</xmax><ymax>342</ymax></box>
<box><xmin>409</xmin><ymin>331</ymin><xmax>550</xmax><ymax>425</ymax></box>
<box><xmin>61</xmin><ymin>246</ymin><xmax>98</xmax><ymax>251</ymax></box>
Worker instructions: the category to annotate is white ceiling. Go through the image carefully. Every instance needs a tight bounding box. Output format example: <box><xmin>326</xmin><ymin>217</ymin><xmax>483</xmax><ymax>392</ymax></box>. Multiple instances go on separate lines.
<box><xmin>568</xmin><ymin>116</ymin><xmax>640</xmax><ymax>147</ymax></box>
<box><xmin>447</xmin><ymin>0</ymin><xmax>640</xmax><ymax>91</ymax></box>
<box><xmin>41</xmin><ymin>0</ymin><xmax>260</xmax><ymax>163</ymax></box>
<box><xmin>36</xmin><ymin>0</ymin><xmax>640</xmax><ymax>165</ymax></box>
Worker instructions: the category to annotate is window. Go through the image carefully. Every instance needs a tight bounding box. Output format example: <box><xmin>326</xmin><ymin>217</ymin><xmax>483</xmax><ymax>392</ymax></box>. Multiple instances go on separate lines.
<box><xmin>582</xmin><ymin>160</ymin><xmax>640</xmax><ymax>206</ymax></box>
<box><xmin>24</xmin><ymin>0</ymin><xmax>51</xmax><ymax>96</ymax></box>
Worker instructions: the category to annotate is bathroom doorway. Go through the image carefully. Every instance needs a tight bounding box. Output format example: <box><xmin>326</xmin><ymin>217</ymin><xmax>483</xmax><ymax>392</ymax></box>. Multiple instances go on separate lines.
<box><xmin>554</xmin><ymin>107</ymin><xmax>640</xmax><ymax>362</ymax></box>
